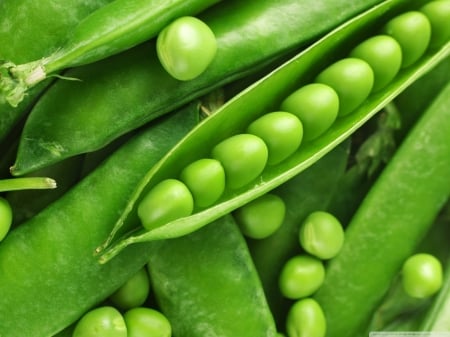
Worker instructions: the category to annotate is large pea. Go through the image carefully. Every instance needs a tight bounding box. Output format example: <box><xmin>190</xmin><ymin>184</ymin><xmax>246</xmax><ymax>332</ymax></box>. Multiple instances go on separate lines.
<box><xmin>180</xmin><ymin>158</ymin><xmax>225</xmax><ymax>208</ymax></box>
<box><xmin>280</xmin><ymin>83</ymin><xmax>339</xmax><ymax>140</ymax></box>
<box><xmin>383</xmin><ymin>11</ymin><xmax>431</xmax><ymax>68</ymax></box>
<box><xmin>109</xmin><ymin>268</ymin><xmax>150</xmax><ymax>310</ymax></box>
<box><xmin>0</xmin><ymin>197</ymin><xmax>12</xmax><ymax>242</ymax></box>
<box><xmin>72</xmin><ymin>306</ymin><xmax>127</xmax><ymax>337</ymax></box>
<box><xmin>212</xmin><ymin>134</ymin><xmax>268</xmax><ymax>189</ymax></box>
<box><xmin>137</xmin><ymin>179</ymin><xmax>194</xmax><ymax>231</ymax></box>
<box><xmin>350</xmin><ymin>35</ymin><xmax>402</xmax><ymax>91</ymax></box>
<box><xmin>315</xmin><ymin>58</ymin><xmax>374</xmax><ymax>116</ymax></box>
<box><xmin>247</xmin><ymin>111</ymin><xmax>303</xmax><ymax>165</ymax></box>
<box><xmin>420</xmin><ymin>0</ymin><xmax>450</xmax><ymax>48</ymax></box>
<box><xmin>124</xmin><ymin>307</ymin><xmax>171</xmax><ymax>337</ymax></box>
<box><xmin>286</xmin><ymin>298</ymin><xmax>326</xmax><ymax>337</ymax></box>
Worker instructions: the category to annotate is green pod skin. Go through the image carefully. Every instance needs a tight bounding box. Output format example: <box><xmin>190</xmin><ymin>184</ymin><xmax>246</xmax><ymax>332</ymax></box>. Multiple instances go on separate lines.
<box><xmin>0</xmin><ymin>106</ymin><xmax>198</xmax><ymax>337</ymax></box>
<box><xmin>147</xmin><ymin>215</ymin><xmax>278</xmax><ymax>337</ymax></box>
<box><xmin>11</xmin><ymin>0</ymin><xmax>387</xmax><ymax>175</ymax></box>
<box><xmin>314</xmin><ymin>82</ymin><xmax>450</xmax><ymax>337</ymax></box>
<box><xmin>0</xmin><ymin>197</ymin><xmax>12</xmax><ymax>242</ymax></box>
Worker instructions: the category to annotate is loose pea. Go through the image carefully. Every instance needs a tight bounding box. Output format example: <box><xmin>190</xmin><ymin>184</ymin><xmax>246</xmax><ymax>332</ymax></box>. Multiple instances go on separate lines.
<box><xmin>402</xmin><ymin>253</ymin><xmax>443</xmax><ymax>299</ymax></box>
<box><xmin>234</xmin><ymin>193</ymin><xmax>286</xmax><ymax>239</ymax></box>
<box><xmin>280</xmin><ymin>83</ymin><xmax>339</xmax><ymax>141</ymax></box>
<box><xmin>124</xmin><ymin>307</ymin><xmax>171</xmax><ymax>337</ymax></box>
<box><xmin>72</xmin><ymin>306</ymin><xmax>127</xmax><ymax>337</ymax></box>
<box><xmin>137</xmin><ymin>179</ymin><xmax>194</xmax><ymax>231</ymax></box>
<box><xmin>279</xmin><ymin>255</ymin><xmax>325</xmax><ymax>299</ymax></box>
<box><xmin>299</xmin><ymin>211</ymin><xmax>344</xmax><ymax>260</ymax></box>
<box><xmin>109</xmin><ymin>268</ymin><xmax>150</xmax><ymax>310</ymax></box>
<box><xmin>383</xmin><ymin>11</ymin><xmax>431</xmax><ymax>68</ymax></box>
<box><xmin>420</xmin><ymin>0</ymin><xmax>450</xmax><ymax>48</ymax></box>
<box><xmin>156</xmin><ymin>16</ymin><xmax>217</xmax><ymax>81</ymax></box>
<box><xmin>212</xmin><ymin>134</ymin><xmax>268</xmax><ymax>189</ymax></box>
<box><xmin>315</xmin><ymin>58</ymin><xmax>374</xmax><ymax>116</ymax></box>
<box><xmin>286</xmin><ymin>298</ymin><xmax>326</xmax><ymax>337</ymax></box>
<box><xmin>180</xmin><ymin>158</ymin><xmax>225</xmax><ymax>208</ymax></box>
<box><xmin>0</xmin><ymin>197</ymin><xmax>13</xmax><ymax>242</ymax></box>
<box><xmin>350</xmin><ymin>35</ymin><xmax>402</xmax><ymax>91</ymax></box>
<box><xmin>247</xmin><ymin>111</ymin><xmax>303</xmax><ymax>165</ymax></box>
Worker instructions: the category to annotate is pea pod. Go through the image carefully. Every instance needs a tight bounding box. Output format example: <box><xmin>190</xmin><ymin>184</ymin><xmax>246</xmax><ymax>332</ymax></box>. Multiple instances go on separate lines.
<box><xmin>97</xmin><ymin>0</ymin><xmax>450</xmax><ymax>262</ymax></box>
<box><xmin>11</xmin><ymin>0</ymin><xmax>387</xmax><ymax>175</ymax></box>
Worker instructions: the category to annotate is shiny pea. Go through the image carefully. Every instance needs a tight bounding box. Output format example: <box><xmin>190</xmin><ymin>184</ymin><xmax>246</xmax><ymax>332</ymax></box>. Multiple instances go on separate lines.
<box><xmin>315</xmin><ymin>58</ymin><xmax>374</xmax><ymax>116</ymax></box>
<box><xmin>286</xmin><ymin>298</ymin><xmax>326</xmax><ymax>337</ymax></box>
<box><xmin>72</xmin><ymin>306</ymin><xmax>127</xmax><ymax>337</ymax></box>
<box><xmin>350</xmin><ymin>35</ymin><xmax>402</xmax><ymax>91</ymax></box>
<box><xmin>180</xmin><ymin>158</ymin><xmax>225</xmax><ymax>208</ymax></box>
<box><xmin>247</xmin><ymin>111</ymin><xmax>303</xmax><ymax>165</ymax></box>
<box><xmin>280</xmin><ymin>83</ymin><xmax>339</xmax><ymax>141</ymax></box>
<box><xmin>109</xmin><ymin>268</ymin><xmax>150</xmax><ymax>310</ymax></box>
<box><xmin>234</xmin><ymin>193</ymin><xmax>286</xmax><ymax>239</ymax></box>
<box><xmin>383</xmin><ymin>11</ymin><xmax>431</xmax><ymax>68</ymax></box>
<box><xmin>212</xmin><ymin>134</ymin><xmax>268</xmax><ymax>189</ymax></box>
<box><xmin>124</xmin><ymin>307</ymin><xmax>171</xmax><ymax>337</ymax></box>
<box><xmin>420</xmin><ymin>0</ymin><xmax>450</xmax><ymax>48</ymax></box>
<box><xmin>0</xmin><ymin>197</ymin><xmax>12</xmax><ymax>242</ymax></box>
<box><xmin>156</xmin><ymin>16</ymin><xmax>217</xmax><ymax>81</ymax></box>
<box><xmin>137</xmin><ymin>179</ymin><xmax>194</xmax><ymax>231</ymax></box>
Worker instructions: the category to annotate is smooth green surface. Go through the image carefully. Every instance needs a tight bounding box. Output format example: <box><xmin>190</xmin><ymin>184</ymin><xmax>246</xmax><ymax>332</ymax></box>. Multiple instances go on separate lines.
<box><xmin>286</xmin><ymin>298</ymin><xmax>326</xmax><ymax>337</ymax></box>
<box><xmin>109</xmin><ymin>268</ymin><xmax>150</xmax><ymax>310</ymax></box>
<box><xmin>0</xmin><ymin>197</ymin><xmax>12</xmax><ymax>242</ymax></box>
<box><xmin>420</xmin><ymin>0</ymin><xmax>450</xmax><ymax>47</ymax></box>
<box><xmin>72</xmin><ymin>307</ymin><xmax>126</xmax><ymax>337</ymax></box>
<box><xmin>124</xmin><ymin>308</ymin><xmax>171</xmax><ymax>337</ymax></box>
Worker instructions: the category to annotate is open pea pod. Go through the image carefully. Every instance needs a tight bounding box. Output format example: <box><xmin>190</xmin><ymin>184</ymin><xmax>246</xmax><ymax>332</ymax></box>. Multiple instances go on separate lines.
<box><xmin>97</xmin><ymin>0</ymin><xmax>450</xmax><ymax>263</ymax></box>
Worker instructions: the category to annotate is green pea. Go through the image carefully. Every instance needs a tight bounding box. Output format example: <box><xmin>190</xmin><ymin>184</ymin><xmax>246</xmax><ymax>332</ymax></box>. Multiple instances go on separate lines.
<box><xmin>234</xmin><ymin>193</ymin><xmax>286</xmax><ymax>239</ymax></box>
<box><xmin>72</xmin><ymin>306</ymin><xmax>127</xmax><ymax>337</ymax></box>
<box><xmin>350</xmin><ymin>35</ymin><xmax>402</xmax><ymax>91</ymax></box>
<box><xmin>279</xmin><ymin>255</ymin><xmax>325</xmax><ymax>299</ymax></box>
<box><xmin>0</xmin><ymin>197</ymin><xmax>13</xmax><ymax>242</ymax></box>
<box><xmin>124</xmin><ymin>307</ymin><xmax>171</xmax><ymax>337</ymax></box>
<box><xmin>402</xmin><ymin>253</ymin><xmax>443</xmax><ymax>299</ymax></box>
<box><xmin>280</xmin><ymin>83</ymin><xmax>339</xmax><ymax>141</ymax></box>
<box><xmin>383</xmin><ymin>11</ymin><xmax>431</xmax><ymax>68</ymax></box>
<box><xmin>180</xmin><ymin>158</ymin><xmax>225</xmax><ymax>208</ymax></box>
<box><xmin>247</xmin><ymin>111</ymin><xmax>303</xmax><ymax>165</ymax></box>
<box><xmin>315</xmin><ymin>58</ymin><xmax>374</xmax><ymax>116</ymax></box>
<box><xmin>212</xmin><ymin>134</ymin><xmax>268</xmax><ymax>189</ymax></box>
<box><xmin>299</xmin><ymin>211</ymin><xmax>344</xmax><ymax>260</ymax></box>
<box><xmin>286</xmin><ymin>298</ymin><xmax>326</xmax><ymax>337</ymax></box>
<box><xmin>109</xmin><ymin>268</ymin><xmax>150</xmax><ymax>310</ymax></box>
<box><xmin>137</xmin><ymin>179</ymin><xmax>194</xmax><ymax>231</ymax></box>
<box><xmin>156</xmin><ymin>16</ymin><xmax>217</xmax><ymax>81</ymax></box>
<box><xmin>420</xmin><ymin>0</ymin><xmax>450</xmax><ymax>48</ymax></box>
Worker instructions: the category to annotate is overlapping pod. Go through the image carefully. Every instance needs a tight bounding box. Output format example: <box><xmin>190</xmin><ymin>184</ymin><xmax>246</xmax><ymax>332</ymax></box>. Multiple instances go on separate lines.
<box><xmin>97</xmin><ymin>0</ymin><xmax>450</xmax><ymax>263</ymax></box>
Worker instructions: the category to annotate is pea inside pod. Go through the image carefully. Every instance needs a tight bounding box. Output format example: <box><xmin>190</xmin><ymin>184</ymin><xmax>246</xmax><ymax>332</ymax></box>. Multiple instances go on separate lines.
<box><xmin>420</xmin><ymin>0</ymin><xmax>450</xmax><ymax>48</ymax></box>
<box><xmin>72</xmin><ymin>306</ymin><xmax>127</xmax><ymax>337</ymax></box>
<box><xmin>123</xmin><ymin>307</ymin><xmax>172</xmax><ymax>337</ymax></box>
<box><xmin>286</xmin><ymin>298</ymin><xmax>326</xmax><ymax>337</ymax></box>
<box><xmin>0</xmin><ymin>197</ymin><xmax>12</xmax><ymax>242</ymax></box>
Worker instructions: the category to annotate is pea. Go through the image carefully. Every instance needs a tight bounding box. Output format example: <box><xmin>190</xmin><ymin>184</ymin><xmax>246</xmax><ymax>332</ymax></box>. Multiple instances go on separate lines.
<box><xmin>280</xmin><ymin>83</ymin><xmax>339</xmax><ymax>141</ymax></box>
<box><xmin>383</xmin><ymin>11</ymin><xmax>431</xmax><ymax>68</ymax></box>
<box><xmin>420</xmin><ymin>0</ymin><xmax>450</xmax><ymax>48</ymax></box>
<box><xmin>279</xmin><ymin>255</ymin><xmax>325</xmax><ymax>299</ymax></box>
<box><xmin>156</xmin><ymin>16</ymin><xmax>217</xmax><ymax>81</ymax></box>
<box><xmin>350</xmin><ymin>35</ymin><xmax>402</xmax><ymax>91</ymax></box>
<box><xmin>72</xmin><ymin>306</ymin><xmax>127</xmax><ymax>337</ymax></box>
<box><xmin>0</xmin><ymin>197</ymin><xmax>13</xmax><ymax>242</ymax></box>
<box><xmin>137</xmin><ymin>179</ymin><xmax>194</xmax><ymax>231</ymax></box>
<box><xmin>234</xmin><ymin>193</ymin><xmax>286</xmax><ymax>239</ymax></box>
<box><xmin>299</xmin><ymin>211</ymin><xmax>344</xmax><ymax>260</ymax></box>
<box><xmin>109</xmin><ymin>268</ymin><xmax>150</xmax><ymax>310</ymax></box>
<box><xmin>123</xmin><ymin>307</ymin><xmax>171</xmax><ymax>337</ymax></box>
<box><xmin>315</xmin><ymin>58</ymin><xmax>374</xmax><ymax>116</ymax></box>
<box><xmin>286</xmin><ymin>298</ymin><xmax>326</xmax><ymax>337</ymax></box>
<box><xmin>402</xmin><ymin>253</ymin><xmax>443</xmax><ymax>299</ymax></box>
<box><xmin>247</xmin><ymin>111</ymin><xmax>303</xmax><ymax>165</ymax></box>
<box><xmin>180</xmin><ymin>158</ymin><xmax>225</xmax><ymax>208</ymax></box>
<box><xmin>212</xmin><ymin>134</ymin><xmax>268</xmax><ymax>189</ymax></box>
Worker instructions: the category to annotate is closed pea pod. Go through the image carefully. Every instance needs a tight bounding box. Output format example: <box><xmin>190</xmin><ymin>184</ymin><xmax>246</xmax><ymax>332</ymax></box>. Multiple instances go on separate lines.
<box><xmin>286</xmin><ymin>298</ymin><xmax>326</xmax><ymax>337</ymax></box>
<box><xmin>420</xmin><ymin>0</ymin><xmax>450</xmax><ymax>48</ymax></box>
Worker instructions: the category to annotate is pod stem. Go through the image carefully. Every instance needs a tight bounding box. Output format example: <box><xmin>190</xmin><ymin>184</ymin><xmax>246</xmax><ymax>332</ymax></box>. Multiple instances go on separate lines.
<box><xmin>0</xmin><ymin>177</ymin><xmax>57</xmax><ymax>192</ymax></box>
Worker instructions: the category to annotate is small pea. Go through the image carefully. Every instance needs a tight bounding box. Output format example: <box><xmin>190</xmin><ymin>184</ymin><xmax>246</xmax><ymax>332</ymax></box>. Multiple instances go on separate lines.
<box><xmin>350</xmin><ymin>35</ymin><xmax>402</xmax><ymax>91</ymax></box>
<box><xmin>157</xmin><ymin>16</ymin><xmax>217</xmax><ymax>81</ymax></box>
<box><xmin>420</xmin><ymin>0</ymin><xmax>450</xmax><ymax>48</ymax></box>
<box><xmin>280</xmin><ymin>83</ymin><xmax>339</xmax><ymax>141</ymax></box>
<box><xmin>299</xmin><ymin>211</ymin><xmax>344</xmax><ymax>260</ymax></box>
<box><xmin>315</xmin><ymin>58</ymin><xmax>374</xmax><ymax>116</ymax></box>
<box><xmin>124</xmin><ymin>307</ymin><xmax>171</xmax><ymax>337</ymax></box>
<box><xmin>234</xmin><ymin>193</ymin><xmax>286</xmax><ymax>239</ymax></box>
<box><xmin>137</xmin><ymin>179</ymin><xmax>194</xmax><ymax>231</ymax></box>
<box><xmin>109</xmin><ymin>268</ymin><xmax>150</xmax><ymax>310</ymax></box>
<box><xmin>383</xmin><ymin>11</ymin><xmax>431</xmax><ymax>68</ymax></box>
<box><xmin>279</xmin><ymin>255</ymin><xmax>325</xmax><ymax>299</ymax></box>
<box><xmin>180</xmin><ymin>158</ymin><xmax>225</xmax><ymax>208</ymax></box>
<box><xmin>72</xmin><ymin>306</ymin><xmax>127</xmax><ymax>337</ymax></box>
<box><xmin>402</xmin><ymin>253</ymin><xmax>443</xmax><ymax>299</ymax></box>
<box><xmin>0</xmin><ymin>197</ymin><xmax>13</xmax><ymax>242</ymax></box>
<box><xmin>212</xmin><ymin>134</ymin><xmax>268</xmax><ymax>189</ymax></box>
<box><xmin>247</xmin><ymin>111</ymin><xmax>303</xmax><ymax>165</ymax></box>
<box><xmin>286</xmin><ymin>298</ymin><xmax>326</xmax><ymax>337</ymax></box>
